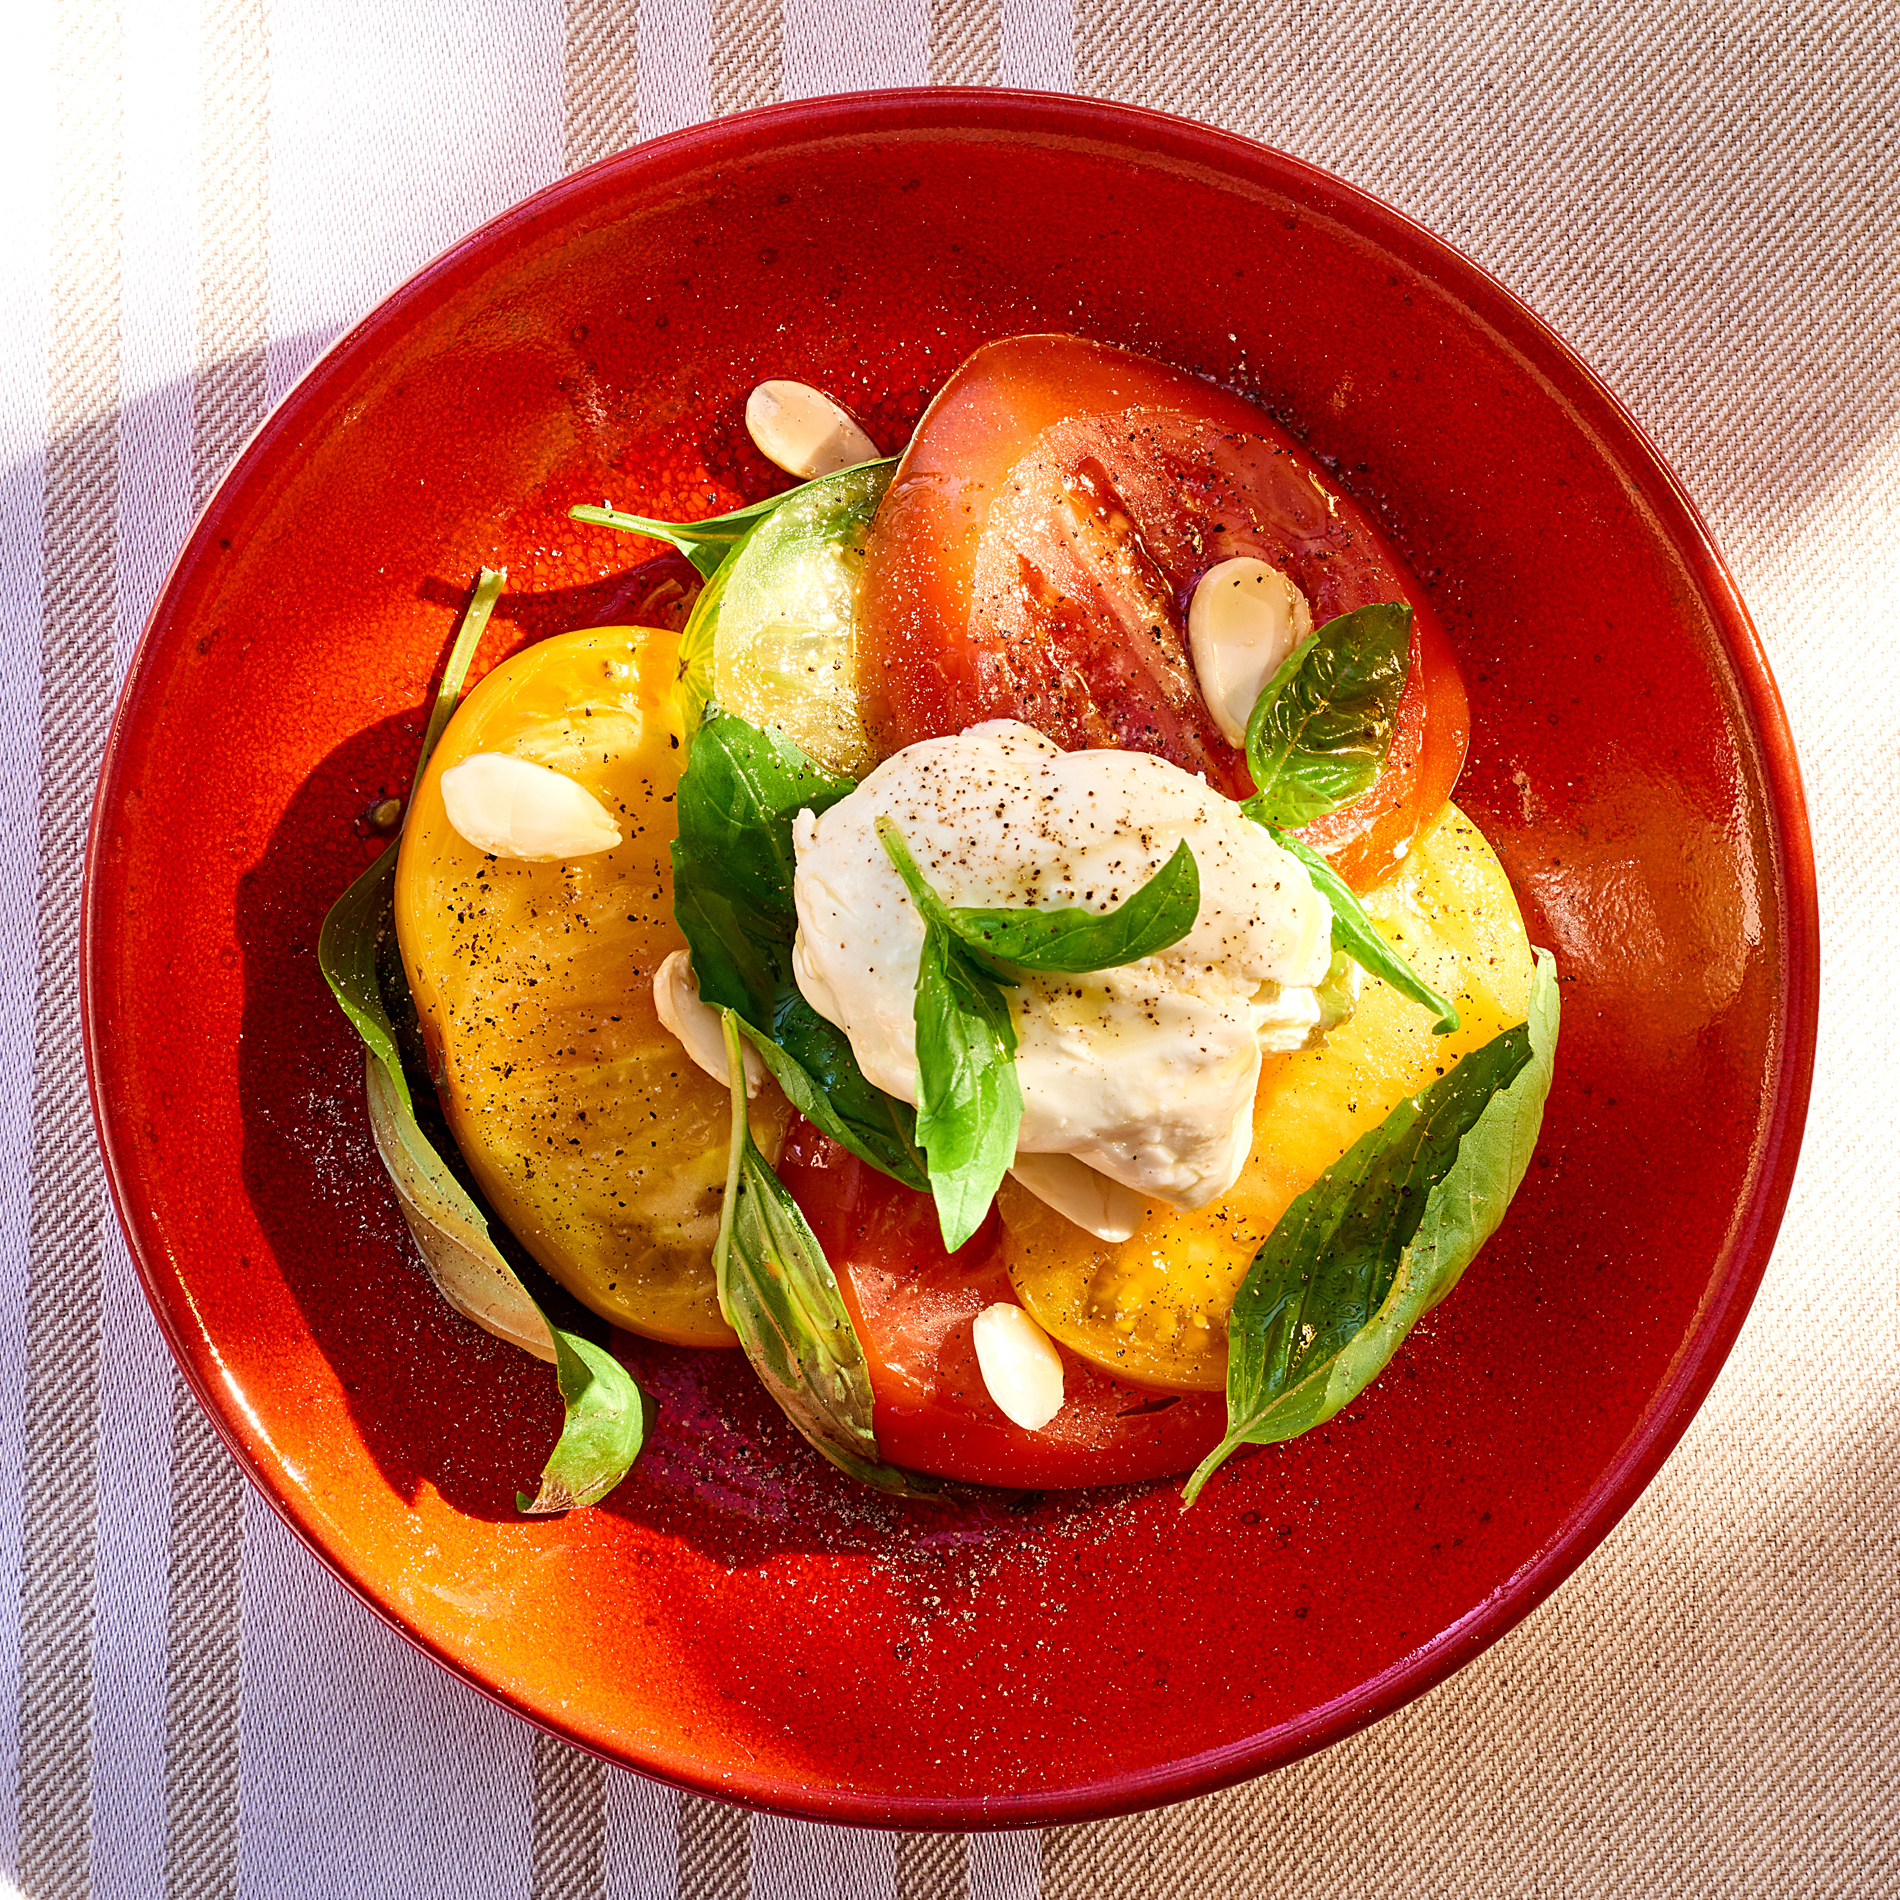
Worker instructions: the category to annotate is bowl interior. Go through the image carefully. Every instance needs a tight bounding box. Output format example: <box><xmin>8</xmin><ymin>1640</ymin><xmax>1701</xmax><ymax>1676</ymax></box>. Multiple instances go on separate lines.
<box><xmin>84</xmin><ymin>92</ymin><xmax>1814</xmax><ymax>1827</ymax></box>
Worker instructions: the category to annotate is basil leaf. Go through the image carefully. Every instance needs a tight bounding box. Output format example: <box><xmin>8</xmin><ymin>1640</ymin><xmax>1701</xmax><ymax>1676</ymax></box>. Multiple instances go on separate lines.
<box><xmin>317</xmin><ymin>570</ymin><xmax>650</xmax><ymax>1513</ymax></box>
<box><xmin>672</xmin><ymin>709</ymin><xmax>928</xmax><ymax>1190</ymax></box>
<box><xmin>317</xmin><ymin>570</ymin><xmax>508</xmax><ymax>1101</ymax></box>
<box><xmin>363</xmin><ymin>1043</ymin><xmax>551</xmax><ymax>1364</ymax></box>
<box><xmin>570</xmin><ymin>455</ymin><xmax>898</xmax><ymax>582</ymax></box>
<box><xmin>877</xmin><ymin>819</ymin><xmax>1199</xmax><ymax>976</ymax></box>
<box><xmin>1269</xmin><ymin>825</ymin><xmax>1459</xmax><ymax>1034</ymax></box>
<box><xmin>318</xmin><ymin>845</ymin><xmax>414</xmax><ymax>1113</ymax></box>
<box><xmin>411</xmin><ymin>565</ymin><xmax>505</xmax><ymax>797</ymax></box>
<box><xmin>671</xmin><ymin>553</ymin><xmax>727</xmax><ymax>738</ymax></box>
<box><xmin>519</xmin><ymin>1331</ymin><xmax>655</xmax><ymax>1515</ymax></box>
<box><xmin>1183</xmin><ymin>951</ymin><xmax>1558</xmax><ymax>1504</ymax></box>
<box><xmin>1243</xmin><ymin>602</ymin><xmax>1411</xmax><ymax>827</ymax></box>
<box><xmin>911</xmin><ymin>921</ymin><xmax>1025</xmax><ymax>1253</ymax></box>
<box><xmin>673</xmin><ymin>707</ymin><xmax>853</xmax><ymax>968</ymax></box>
<box><xmin>871</xmin><ymin>822</ymin><xmax>1029</xmax><ymax>1248</ymax></box>
<box><xmin>571</xmin><ymin>495</ymin><xmax>793</xmax><ymax>582</ymax></box>
<box><xmin>712</xmin><ymin>1015</ymin><xmax>939</xmax><ymax>1498</ymax></box>
<box><xmin>1405</xmin><ymin>948</ymin><xmax>1559</xmax><ymax>1312</ymax></box>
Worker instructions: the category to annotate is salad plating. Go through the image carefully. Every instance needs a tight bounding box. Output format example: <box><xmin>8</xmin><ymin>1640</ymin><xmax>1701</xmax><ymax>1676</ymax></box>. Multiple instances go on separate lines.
<box><xmin>321</xmin><ymin>334</ymin><xmax>1557</xmax><ymax>1510</ymax></box>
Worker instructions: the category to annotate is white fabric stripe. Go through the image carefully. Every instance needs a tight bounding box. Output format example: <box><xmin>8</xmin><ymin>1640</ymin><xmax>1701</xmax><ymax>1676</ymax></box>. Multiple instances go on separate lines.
<box><xmin>0</xmin><ymin>0</ymin><xmax>55</xmax><ymax>1879</ymax></box>
<box><xmin>264</xmin><ymin>0</ymin><xmax>566</xmax><ymax>405</ymax></box>
<box><xmin>230</xmin><ymin>1490</ymin><xmax>536</xmax><ymax>1900</ymax></box>
<box><xmin>779</xmin><ymin>0</ymin><xmax>929</xmax><ymax>96</ymax></box>
<box><xmin>87</xmin><ymin>1222</ymin><xmax>180</xmax><ymax>1900</ymax></box>
<box><xmin>637</xmin><ymin>0</ymin><xmax>713</xmax><ymax>139</ymax></box>
<box><xmin>967</xmin><ymin>1833</ymin><xmax>1039</xmax><ymax>1900</ymax></box>
<box><xmin>14</xmin><ymin>0</ymin><xmax>126</xmax><ymax>1883</ymax></box>
<box><xmin>751</xmin><ymin>1814</ymin><xmax>896</xmax><ymax>1899</ymax></box>
<box><xmin>601</xmin><ymin>1768</ymin><xmax>682</xmax><ymax>1900</ymax></box>
<box><xmin>994</xmin><ymin>0</ymin><xmax>1070</xmax><ymax>90</ymax></box>
<box><xmin>88</xmin><ymin>29</ymin><xmax>207</xmax><ymax>1876</ymax></box>
<box><xmin>110</xmin><ymin>0</ymin><xmax>201</xmax><ymax>691</ymax></box>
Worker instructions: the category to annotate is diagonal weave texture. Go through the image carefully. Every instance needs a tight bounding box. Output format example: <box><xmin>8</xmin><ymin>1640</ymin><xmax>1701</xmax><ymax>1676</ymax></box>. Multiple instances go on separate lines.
<box><xmin>532</xmin><ymin>1735</ymin><xmax>610</xmax><ymax>1900</ymax></box>
<box><xmin>708</xmin><ymin>0</ymin><xmax>784</xmax><ymax>115</ymax></box>
<box><xmin>13</xmin><ymin>6</ymin><xmax>123</xmax><ymax>1895</ymax></box>
<box><xmin>676</xmin><ymin>1791</ymin><xmax>752</xmax><ymax>1897</ymax></box>
<box><xmin>161</xmin><ymin>1391</ymin><xmax>245</xmax><ymax>1900</ymax></box>
<box><xmin>565</xmin><ymin>0</ymin><xmax>643</xmax><ymax>170</ymax></box>
<box><xmin>929</xmin><ymin>0</ymin><xmax>999</xmax><ymax>86</ymax></box>
<box><xmin>897</xmin><ymin>1828</ymin><xmax>971</xmax><ymax>1900</ymax></box>
<box><xmin>6</xmin><ymin>0</ymin><xmax>1897</xmax><ymax>1894</ymax></box>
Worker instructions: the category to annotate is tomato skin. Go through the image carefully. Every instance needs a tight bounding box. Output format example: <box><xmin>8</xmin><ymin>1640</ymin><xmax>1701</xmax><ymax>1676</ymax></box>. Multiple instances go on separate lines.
<box><xmin>857</xmin><ymin>333</ymin><xmax>1468</xmax><ymax>888</ymax></box>
<box><xmin>1315</xmin><ymin>601</ymin><xmax>1469</xmax><ymax>889</ymax></box>
<box><xmin>774</xmin><ymin>1118</ymin><xmax>1226</xmax><ymax>1487</ymax></box>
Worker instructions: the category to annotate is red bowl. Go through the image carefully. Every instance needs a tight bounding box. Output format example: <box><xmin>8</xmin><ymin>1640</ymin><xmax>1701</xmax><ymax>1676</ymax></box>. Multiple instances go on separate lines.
<box><xmin>83</xmin><ymin>91</ymin><xmax>1816</xmax><ymax>1827</ymax></box>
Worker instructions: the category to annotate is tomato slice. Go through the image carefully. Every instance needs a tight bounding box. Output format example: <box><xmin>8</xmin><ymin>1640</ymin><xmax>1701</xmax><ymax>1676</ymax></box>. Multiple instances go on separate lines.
<box><xmin>774</xmin><ymin>1118</ymin><xmax>1226</xmax><ymax>1487</ymax></box>
<box><xmin>857</xmin><ymin>334</ymin><xmax>1469</xmax><ymax>888</ymax></box>
<box><xmin>396</xmin><ymin>626</ymin><xmax>787</xmax><ymax>1349</ymax></box>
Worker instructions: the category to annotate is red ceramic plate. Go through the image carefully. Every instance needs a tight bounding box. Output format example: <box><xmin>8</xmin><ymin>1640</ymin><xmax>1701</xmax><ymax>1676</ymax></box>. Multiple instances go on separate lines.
<box><xmin>83</xmin><ymin>92</ymin><xmax>1816</xmax><ymax>1827</ymax></box>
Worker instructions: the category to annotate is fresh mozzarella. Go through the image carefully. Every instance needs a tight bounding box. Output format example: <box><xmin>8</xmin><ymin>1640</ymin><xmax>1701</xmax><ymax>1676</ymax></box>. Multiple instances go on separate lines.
<box><xmin>1008</xmin><ymin>1152</ymin><xmax>1146</xmax><ymax>1243</ymax></box>
<box><xmin>438</xmin><ymin>752</ymin><xmax>621</xmax><ymax>862</ymax></box>
<box><xmin>791</xmin><ymin>721</ymin><xmax>1334</xmax><ymax>1211</ymax></box>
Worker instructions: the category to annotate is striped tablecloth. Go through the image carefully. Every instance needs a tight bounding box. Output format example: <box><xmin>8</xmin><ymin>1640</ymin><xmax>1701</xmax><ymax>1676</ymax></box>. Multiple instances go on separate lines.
<box><xmin>5</xmin><ymin>2</ymin><xmax>1894</xmax><ymax>1894</ymax></box>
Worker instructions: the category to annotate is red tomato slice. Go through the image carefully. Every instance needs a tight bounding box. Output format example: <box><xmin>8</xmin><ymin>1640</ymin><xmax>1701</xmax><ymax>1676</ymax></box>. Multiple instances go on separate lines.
<box><xmin>774</xmin><ymin>1117</ymin><xmax>1226</xmax><ymax>1488</ymax></box>
<box><xmin>857</xmin><ymin>333</ymin><xmax>1469</xmax><ymax>889</ymax></box>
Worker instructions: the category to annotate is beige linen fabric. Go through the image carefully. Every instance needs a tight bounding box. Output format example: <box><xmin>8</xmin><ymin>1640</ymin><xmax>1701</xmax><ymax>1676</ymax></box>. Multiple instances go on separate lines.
<box><xmin>4</xmin><ymin>0</ymin><xmax>1893</xmax><ymax>1894</ymax></box>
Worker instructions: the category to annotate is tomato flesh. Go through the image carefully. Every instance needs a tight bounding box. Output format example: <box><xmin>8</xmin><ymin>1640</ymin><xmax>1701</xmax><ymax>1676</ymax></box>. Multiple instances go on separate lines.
<box><xmin>774</xmin><ymin>1118</ymin><xmax>1226</xmax><ymax>1488</ymax></box>
<box><xmin>857</xmin><ymin>334</ymin><xmax>1468</xmax><ymax>887</ymax></box>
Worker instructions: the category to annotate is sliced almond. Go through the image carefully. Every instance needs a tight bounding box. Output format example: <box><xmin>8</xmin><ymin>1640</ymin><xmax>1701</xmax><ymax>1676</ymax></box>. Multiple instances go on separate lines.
<box><xmin>1008</xmin><ymin>1151</ymin><xmax>1146</xmax><ymax>1243</ymax></box>
<box><xmin>972</xmin><ymin>1304</ymin><xmax>1065</xmax><ymax>1432</ymax></box>
<box><xmin>745</xmin><ymin>380</ymin><xmax>879</xmax><ymax>480</ymax></box>
<box><xmin>438</xmin><ymin>753</ymin><xmax>621</xmax><ymax>862</ymax></box>
<box><xmin>1187</xmin><ymin>556</ymin><xmax>1315</xmax><ymax>746</ymax></box>
<box><xmin>652</xmin><ymin>949</ymin><xmax>766</xmax><ymax>1099</ymax></box>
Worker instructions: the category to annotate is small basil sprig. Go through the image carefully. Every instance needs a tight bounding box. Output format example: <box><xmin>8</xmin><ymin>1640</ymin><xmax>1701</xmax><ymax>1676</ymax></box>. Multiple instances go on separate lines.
<box><xmin>711</xmin><ymin>1014</ymin><xmax>938</xmax><ymax>1498</ymax></box>
<box><xmin>876</xmin><ymin>820</ymin><xmax>1200</xmax><ymax>976</ymax></box>
<box><xmin>1241</xmin><ymin>601</ymin><xmax>1411</xmax><ymax>828</ymax></box>
<box><xmin>671</xmin><ymin>709</ymin><xmax>928</xmax><ymax>1191</ymax></box>
<box><xmin>317</xmin><ymin>569</ymin><xmax>650</xmax><ymax>1514</ymax></box>
<box><xmin>1183</xmin><ymin>950</ymin><xmax>1558</xmax><ymax>1504</ymax></box>
<box><xmin>910</xmin><ymin>920</ymin><xmax>1023</xmax><ymax>1253</ymax></box>
<box><xmin>570</xmin><ymin>455</ymin><xmax>898</xmax><ymax>581</ymax></box>
<box><xmin>874</xmin><ymin>821</ymin><xmax>1203</xmax><ymax>1253</ymax></box>
<box><xmin>1271</xmin><ymin>826</ymin><xmax>1459</xmax><ymax>1034</ymax></box>
<box><xmin>1225</xmin><ymin>598</ymin><xmax>1456</xmax><ymax>1032</ymax></box>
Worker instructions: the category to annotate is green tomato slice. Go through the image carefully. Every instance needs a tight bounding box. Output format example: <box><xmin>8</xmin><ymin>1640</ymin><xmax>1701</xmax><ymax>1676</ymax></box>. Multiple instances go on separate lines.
<box><xmin>684</xmin><ymin>460</ymin><xmax>894</xmax><ymax>777</ymax></box>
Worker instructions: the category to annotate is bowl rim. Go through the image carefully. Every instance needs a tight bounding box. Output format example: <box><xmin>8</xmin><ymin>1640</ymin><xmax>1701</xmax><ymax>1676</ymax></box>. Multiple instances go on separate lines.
<box><xmin>82</xmin><ymin>85</ymin><xmax>1820</xmax><ymax>1829</ymax></box>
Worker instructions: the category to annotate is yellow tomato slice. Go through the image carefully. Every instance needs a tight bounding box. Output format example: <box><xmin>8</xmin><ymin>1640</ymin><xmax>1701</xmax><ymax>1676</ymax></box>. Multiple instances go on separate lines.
<box><xmin>999</xmin><ymin>803</ymin><xmax>1534</xmax><ymax>1390</ymax></box>
<box><xmin>395</xmin><ymin>625</ymin><xmax>785</xmax><ymax>1348</ymax></box>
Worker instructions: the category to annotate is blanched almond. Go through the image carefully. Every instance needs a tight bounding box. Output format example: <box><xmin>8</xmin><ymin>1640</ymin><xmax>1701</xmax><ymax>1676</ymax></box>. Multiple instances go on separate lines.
<box><xmin>1008</xmin><ymin>1151</ymin><xmax>1146</xmax><ymax>1243</ymax></box>
<box><xmin>745</xmin><ymin>380</ymin><xmax>878</xmax><ymax>480</ymax></box>
<box><xmin>972</xmin><ymin>1303</ymin><xmax>1065</xmax><ymax>1431</ymax></box>
<box><xmin>1187</xmin><ymin>557</ymin><xmax>1314</xmax><ymax>746</ymax></box>
<box><xmin>438</xmin><ymin>752</ymin><xmax>621</xmax><ymax>861</ymax></box>
<box><xmin>652</xmin><ymin>949</ymin><xmax>766</xmax><ymax>1098</ymax></box>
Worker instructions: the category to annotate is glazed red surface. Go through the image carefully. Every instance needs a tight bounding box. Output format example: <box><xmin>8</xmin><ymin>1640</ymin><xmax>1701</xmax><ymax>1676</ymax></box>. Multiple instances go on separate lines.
<box><xmin>84</xmin><ymin>93</ymin><xmax>1816</xmax><ymax>1827</ymax></box>
<box><xmin>775</xmin><ymin>1119</ymin><xmax>1227</xmax><ymax>1486</ymax></box>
